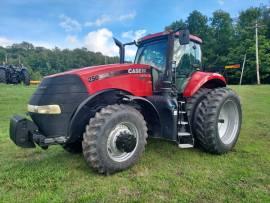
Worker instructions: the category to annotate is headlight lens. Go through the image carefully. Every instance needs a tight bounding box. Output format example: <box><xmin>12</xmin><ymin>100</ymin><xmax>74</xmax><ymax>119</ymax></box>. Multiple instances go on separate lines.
<box><xmin>27</xmin><ymin>104</ymin><xmax>61</xmax><ymax>114</ymax></box>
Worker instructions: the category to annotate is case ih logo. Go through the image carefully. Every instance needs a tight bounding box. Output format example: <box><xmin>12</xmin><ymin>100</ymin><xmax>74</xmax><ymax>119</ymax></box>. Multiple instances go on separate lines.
<box><xmin>128</xmin><ymin>68</ymin><xmax>147</xmax><ymax>74</ymax></box>
<box><xmin>88</xmin><ymin>68</ymin><xmax>149</xmax><ymax>83</ymax></box>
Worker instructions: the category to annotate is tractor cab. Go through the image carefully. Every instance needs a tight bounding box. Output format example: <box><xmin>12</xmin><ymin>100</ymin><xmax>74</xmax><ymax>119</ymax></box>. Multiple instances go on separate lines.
<box><xmin>114</xmin><ymin>29</ymin><xmax>203</xmax><ymax>93</ymax></box>
<box><xmin>135</xmin><ymin>31</ymin><xmax>202</xmax><ymax>93</ymax></box>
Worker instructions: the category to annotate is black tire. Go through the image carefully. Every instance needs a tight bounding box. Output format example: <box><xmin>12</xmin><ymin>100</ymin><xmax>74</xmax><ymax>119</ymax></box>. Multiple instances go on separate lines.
<box><xmin>194</xmin><ymin>87</ymin><xmax>242</xmax><ymax>154</ymax></box>
<box><xmin>186</xmin><ymin>88</ymin><xmax>210</xmax><ymax>129</ymax></box>
<box><xmin>22</xmin><ymin>70</ymin><xmax>30</xmax><ymax>85</ymax></box>
<box><xmin>82</xmin><ymin>104</ymin><xmax>148</xmax><ymax>174</ymax></box>
<box><xmin>62</xmin><ymin>141</ymin><xmax>82</xmax><ymax>154</ymax></box>
<box><xmin>0</xmin><ymin>69</ymin><xmax>6</xmax><ymax>83</ymax></box>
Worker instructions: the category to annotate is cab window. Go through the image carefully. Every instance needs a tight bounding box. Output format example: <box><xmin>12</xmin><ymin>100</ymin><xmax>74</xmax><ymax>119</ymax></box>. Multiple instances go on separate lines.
<box><xmin>173</xmin><ymin>39</ymin><xmax>202</xmax><ymax>91</ymax></box>
<box><xmin>135</xmin><ymin>39</ymin><xmax>167</xmax><ymax>71</ymax></box>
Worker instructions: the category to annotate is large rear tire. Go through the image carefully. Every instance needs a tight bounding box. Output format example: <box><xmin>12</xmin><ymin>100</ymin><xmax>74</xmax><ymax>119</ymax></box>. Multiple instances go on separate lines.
<box><xmin>0</xmin><ymin>69</ymin><xmax>7</xmax><ymax>83</ymax></box>
<box><xmin>194</xmin><ymin>87</ymin><xmax>242</xmax><ymax>154</ymax></box>
<box><xmin>186</xmin><ymin>88</ymin><xmax>210</xmax><ymax>129</ymax></box>
<box><xmin>82</xmin><ymin>104</ymin><xmax>148</xmax><ymax>174</ymax></box>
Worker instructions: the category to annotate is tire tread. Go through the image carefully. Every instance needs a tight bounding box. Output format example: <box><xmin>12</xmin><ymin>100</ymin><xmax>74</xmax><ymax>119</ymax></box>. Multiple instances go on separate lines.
<box><xmin>82</xmin><ymin>104</ymin><xmax>147</xmax><ymax>174</ymax></box>
<box><xmin>194</xmin><ymin>87</ymin><xmax>241</xmax><ymax>154</ymax></box>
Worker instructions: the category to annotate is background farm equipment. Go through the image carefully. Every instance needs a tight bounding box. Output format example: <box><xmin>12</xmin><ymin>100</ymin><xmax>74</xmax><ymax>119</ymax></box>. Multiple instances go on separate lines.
<box><xmin>0</xmin><ymin>64</ymin><xmax>30</xmax><ymax>85</ymax></box>
<box><xmin>203</xmin><ymin>64</ymin><xmax>241</xmax><ymax>83</ymax></box>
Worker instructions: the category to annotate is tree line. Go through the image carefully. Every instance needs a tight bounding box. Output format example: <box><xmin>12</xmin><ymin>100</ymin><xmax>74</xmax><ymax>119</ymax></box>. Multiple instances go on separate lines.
<box><xmin>166</xmin><ymin>5</ymin><xmax>270</xmax><ymax>84</ymax></box>
<box><xmin>0</xmin><ymin>44</ymin><xmax>119</xmax><ymax>80</ymax></box>
<box><xmin>0</xmin><ymin>5</ymin><xmax>269</xmax><ymax>84</ymax></box>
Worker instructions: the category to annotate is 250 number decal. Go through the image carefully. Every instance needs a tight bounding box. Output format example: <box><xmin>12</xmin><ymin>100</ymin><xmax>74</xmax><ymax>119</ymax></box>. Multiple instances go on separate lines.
<box><xmin>88</xmin><ymin>75</ymin><xmax>99</xmax><ymax>82</ymax></box>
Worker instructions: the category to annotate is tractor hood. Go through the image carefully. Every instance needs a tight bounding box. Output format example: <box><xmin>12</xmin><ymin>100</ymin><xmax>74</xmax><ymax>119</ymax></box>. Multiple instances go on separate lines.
<box><xmin>46</xmin><ymin>63</ymin><xmax>151</xmax><ymax>79</ymax></box>
<box><xmin>46</xmin><ymin>63</ymin><xmax>153</xmax><ymax>96</ymax></box>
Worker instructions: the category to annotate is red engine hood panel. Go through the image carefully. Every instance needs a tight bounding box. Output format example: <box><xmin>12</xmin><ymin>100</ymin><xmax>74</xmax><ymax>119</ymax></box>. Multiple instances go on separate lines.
<box><xmin>46</xmin><ymin>64</ymin><xmax>150</xmax><ymax>78</ymax></box>
<box><xmin>46</xmin><ymin>63</ymin><xmax>153</xmax><ymax>96</ymax></box>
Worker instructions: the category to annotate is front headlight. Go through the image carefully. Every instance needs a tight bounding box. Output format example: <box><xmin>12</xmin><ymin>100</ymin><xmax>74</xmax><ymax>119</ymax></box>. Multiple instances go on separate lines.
<box><xmin>27</xmin><ymin>104</ymin><xmax>61</xmax><ymax>114</ymax></box>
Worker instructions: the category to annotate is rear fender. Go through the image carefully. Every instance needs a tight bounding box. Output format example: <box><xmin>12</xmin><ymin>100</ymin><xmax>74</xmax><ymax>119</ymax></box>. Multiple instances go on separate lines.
<box><xmin>183</xmin><ymin>71</ymin><xmax>226</xmax><ymax>97</ymax></box>
<box><xmin>67</xmin><ymin>89</ymin><xmax>131</xmax><ymax>143</ymax></box>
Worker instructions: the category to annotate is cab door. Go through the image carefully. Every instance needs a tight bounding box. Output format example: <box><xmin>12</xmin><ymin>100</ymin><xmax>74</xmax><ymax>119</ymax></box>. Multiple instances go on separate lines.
<box><xmin>134</xmin><ymin>38</ymin><xmax>168</xmax><ymax>93</ymax></box>
<box><xmin>173</xmin><ymin>40</ymin><xmax>202</xmax><ymax>92</ymax></box>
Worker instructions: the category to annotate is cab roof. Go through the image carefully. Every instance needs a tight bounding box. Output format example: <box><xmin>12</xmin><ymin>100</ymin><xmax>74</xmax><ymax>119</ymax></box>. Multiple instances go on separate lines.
<box><xmin>138</xmin><ymin>31</ymin><xmax>203</xmax><ymax>44</ymax></box>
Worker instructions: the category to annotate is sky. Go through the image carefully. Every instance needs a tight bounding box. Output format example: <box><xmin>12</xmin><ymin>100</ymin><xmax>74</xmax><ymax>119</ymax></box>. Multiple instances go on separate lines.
<box><xmin>0</xmin><ymin>0</ymin><xmax>269</xmax><ymax>58</ymax></box>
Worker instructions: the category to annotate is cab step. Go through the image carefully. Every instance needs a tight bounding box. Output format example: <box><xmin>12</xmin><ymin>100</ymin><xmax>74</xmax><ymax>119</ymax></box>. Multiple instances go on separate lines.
<box><xmin>177</xmin><ymin>99</ymin><xmax>194</xmax><ymax>148</ymax></box>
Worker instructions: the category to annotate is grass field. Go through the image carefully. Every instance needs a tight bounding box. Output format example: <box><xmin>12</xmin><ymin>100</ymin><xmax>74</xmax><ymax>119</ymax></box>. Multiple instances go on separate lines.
<box><xmin>0</xmin><ymin>84</ymin><xmax>269</xmax><ymax>202</ymax></box>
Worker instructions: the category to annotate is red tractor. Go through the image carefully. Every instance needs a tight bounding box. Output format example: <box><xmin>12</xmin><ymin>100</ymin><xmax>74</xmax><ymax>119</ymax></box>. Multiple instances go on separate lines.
<box><xmin>10</xmin><ymin>29</ymin><xmax>242</xmax><ymax>174</ymax></box>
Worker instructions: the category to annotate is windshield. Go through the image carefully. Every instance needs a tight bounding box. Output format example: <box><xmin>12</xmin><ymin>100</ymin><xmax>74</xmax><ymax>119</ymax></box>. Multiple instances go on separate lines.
<box><xmin>134</xmin><ymin>39</ymin><xmax>167</xmax><ymax>71</ymax></box>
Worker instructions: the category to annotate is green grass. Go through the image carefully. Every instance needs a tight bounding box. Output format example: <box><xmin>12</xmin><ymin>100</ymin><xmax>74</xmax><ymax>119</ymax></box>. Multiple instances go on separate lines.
<box><xmin>0</xmin><ymin>84</ymin><xmax>269</xmax><ymax>202</ymax></box>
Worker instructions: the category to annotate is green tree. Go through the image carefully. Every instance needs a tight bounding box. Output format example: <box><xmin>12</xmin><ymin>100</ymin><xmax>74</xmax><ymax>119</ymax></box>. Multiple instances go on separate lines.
<box><xmin>165</xmin><ymin>19</ymin><xmax>186</xmax><ymax>31</ymax></box>
<box><xmin>187</xmin><ymin>10</ymin><xmax>209</xmax><ymax>39</ymax></box>
<box><xmin>0</xmin><ymin>42</ymin><xmax>119</xmax><ymax>79</ymax></box>
<box><xmin>210</xmin><ymin>10</ymin><xmax>234</xmax><ymax>66</ymax></box>
<box><xmin>165</xmin><ymin>5</ymin><xmax>270</xmax><ymax>84</ymax></box>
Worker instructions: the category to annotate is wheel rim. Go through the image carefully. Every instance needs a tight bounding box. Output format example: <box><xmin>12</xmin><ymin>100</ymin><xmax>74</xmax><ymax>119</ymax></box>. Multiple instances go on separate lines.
<box><xmin>107</xmin><ymin>122</ymin><xmax>138</xmax><ymax>162</ymax></box>
<box><xmin>218</xmin><ymin>99</ymin><xmax>239</xmax><ymax>145</ymax></box>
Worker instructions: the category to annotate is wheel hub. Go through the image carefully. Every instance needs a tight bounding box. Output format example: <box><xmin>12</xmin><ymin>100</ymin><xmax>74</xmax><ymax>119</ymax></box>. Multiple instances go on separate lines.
<box><xmin>107</xmin><ymin>122</ymin><xmax>138</xmax><ymax>162</ymax></box>
<box><xmin>115</xmin><ymin>132</ymin><xmax>137</xmax><ymax>153</ymax></box>
<box><xmin>218</xmin><ymin>99</ymin><xmax>239</xmax><ymax>145</ymax></box>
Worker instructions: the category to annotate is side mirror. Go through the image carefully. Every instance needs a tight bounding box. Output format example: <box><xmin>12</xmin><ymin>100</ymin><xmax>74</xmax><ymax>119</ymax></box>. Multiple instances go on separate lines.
<box><xmin>179</xmin><ymin>29</ymin><xmax>190</xmax><ymax>45</ymax></box>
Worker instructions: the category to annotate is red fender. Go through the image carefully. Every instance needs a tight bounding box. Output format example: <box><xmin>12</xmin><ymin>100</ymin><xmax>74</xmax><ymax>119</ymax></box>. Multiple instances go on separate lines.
<box><xmin>183</xmin><ymin>71</ymin><xmax>226</xmax><ymax>97</ymax></box>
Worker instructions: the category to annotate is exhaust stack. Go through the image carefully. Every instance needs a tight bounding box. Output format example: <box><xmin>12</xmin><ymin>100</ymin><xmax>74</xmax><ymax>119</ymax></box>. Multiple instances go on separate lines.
<box><xmin>113</xmin><ymin>38</ymin><xmax>125</xmax><ymax>64</ymax></box>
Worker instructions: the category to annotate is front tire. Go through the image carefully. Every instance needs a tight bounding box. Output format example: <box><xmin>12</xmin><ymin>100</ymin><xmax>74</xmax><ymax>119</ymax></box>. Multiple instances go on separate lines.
<box><xmin>194</xmin><ymin>87</ymin><xmax>242</xmax><ymax>154</ymax></box>
<box><xmin>82</xmin><ymin>104</ymin><xmax>148</xmax><ymax>174</ymax></box>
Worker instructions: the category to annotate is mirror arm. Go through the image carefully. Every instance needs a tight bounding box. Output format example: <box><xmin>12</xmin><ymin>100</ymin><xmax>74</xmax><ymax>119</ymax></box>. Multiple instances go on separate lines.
<box><xmin>124</xmin><ymin>41</ymin><xmax>136</xmax><ymax>46</ymax></box>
